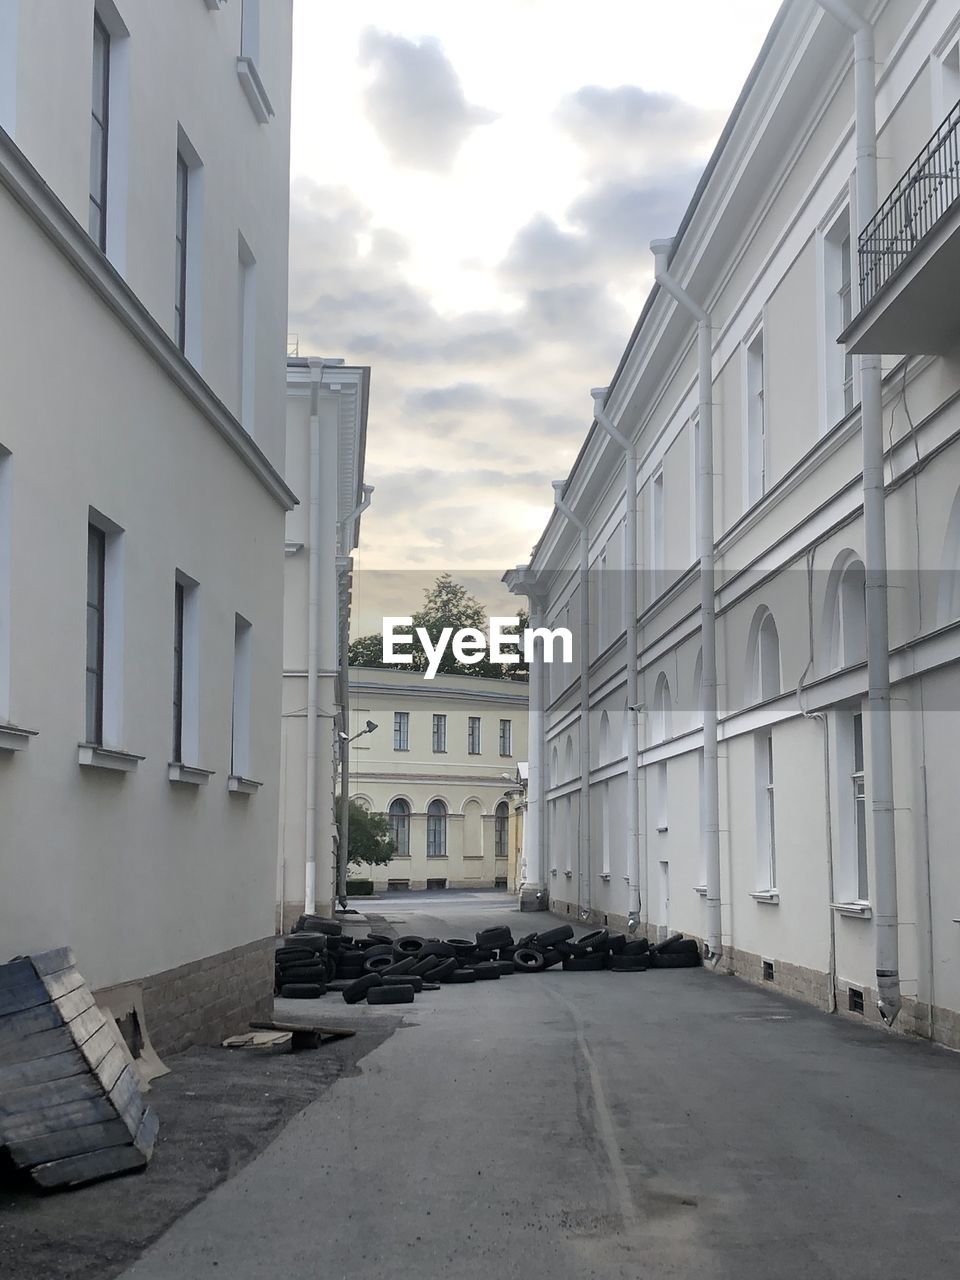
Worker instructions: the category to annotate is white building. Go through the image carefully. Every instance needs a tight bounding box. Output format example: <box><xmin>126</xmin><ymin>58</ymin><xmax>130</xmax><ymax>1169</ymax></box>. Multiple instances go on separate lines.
<box><xmin>278</xmin><ymin>358</ymin><xmax>371</xmax><ymax>929</ymax></box>
<box><xmin>0</xmin><ymin>0</ymin><xmax>294</xmax><ymax>1055</ymax></box>
<box><xmin>509</xmin><ymin>0</ymin><xmax>960</xmax><ymax>1051</ymax></box>
<box><xmin>347</xmin><ymin>668</ymin><xmax>528</xmax><ymax>892</ymax></box>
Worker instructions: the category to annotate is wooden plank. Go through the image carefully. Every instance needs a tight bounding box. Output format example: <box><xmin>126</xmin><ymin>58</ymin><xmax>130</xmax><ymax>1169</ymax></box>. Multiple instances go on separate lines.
<box><xmin>29</xmin><ymin>948</ymin><xmax>76</xmax><ymax>979</ymax></box>
<box><xmin>250</xmin><ymin>1019</ymin><xmax>356</xmax><ymax>1038</ymax></box>
<box><xmin>134</xmin><ymin>1106</ymin><xmax>159</xmax><ymax>1158</ymax></box>
<box><xmin>91</xmin><ymin>1043</ymin><xmax>127</xmax><ymax>1093</ymax></box>
<box><xmin>0</xmin><ymin>986</ymin><xmax>95</xmax><ymax>1039</ymax></box>
<box><xmin>7</xmin><ymin>1116</ymin><xmax>134</xmax><ymax>1168</ymax></box>
<box><xmin>0</xmin><ymin>959</ymin><xmax>38</xmax><ymax>992</ymax></box>
<box><xmin>0</xmin><ymin>1092</ymin><xmax>120</xmax><ymax>1143</ymax></box>
<box><xmin>41</xmin><ymin>967</ymin><xmax>86</xmax><ymax>1002</ymax></box>
<box><xmin>52</xmin><ymin>985</ymin><xmax>97</xmax><ymax>1024</ymax></box>
<box><xmin>29</xmin><ymin>1141</ymin><xmax>148</xmax><ymax>1189</ymax></box>
<box><xmin>0</xmin><ymin>1024</ymin><xmax>75</xmax><ymax>1067</ymax></box>
<box><xmin>76</xmin><ymin>1023</ymin><xmax>117</xmax><ymax>1075</ymax></box>
<box><xmin>66</xmin><ymin>1003</ymin><xmax>108</xmax><ymax>1047</ymax></box>
<box><xmin>0</xmin><ymin>1068</ymin><xmax>105</xmax><ymax>1119</ymax></box>
<box><xmin>108</xmin><ymin>1064</ymin><xmax>143</xmax><ymax>1118</ymax></box>
<box><xmin>0</xmin><ymin>977</ymin><xmax>52</xmax><ymax>1019</ymax></box>
<box><xmin>0</xmin><ymin>1047</ymin><xmax>87</xmax><ymax>1092</ymax></box>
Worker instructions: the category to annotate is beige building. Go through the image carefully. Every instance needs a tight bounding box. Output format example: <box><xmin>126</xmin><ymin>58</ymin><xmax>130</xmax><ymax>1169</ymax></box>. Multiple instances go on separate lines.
<box><xmin>348</xmin><ymin>668</ymin><xmax>528</xmax><ymax>890</ymax></box>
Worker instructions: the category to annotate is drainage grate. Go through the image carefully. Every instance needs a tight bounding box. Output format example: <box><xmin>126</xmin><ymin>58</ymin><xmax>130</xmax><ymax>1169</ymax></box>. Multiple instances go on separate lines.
<box><xmin>762</xmin><ymin>959</ymin><xmax>775</xmax><ymax>982</ymax></box>
<box><xmin>848</xmin><ymin>987</ymin><xmax>865</xmax><ymax>1014</ymax></box>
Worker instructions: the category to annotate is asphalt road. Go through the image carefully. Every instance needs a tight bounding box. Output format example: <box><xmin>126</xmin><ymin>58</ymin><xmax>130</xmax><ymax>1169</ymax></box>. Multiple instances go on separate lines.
<box><xmin>120</xmin><ymin>891</ymin><xmax>960</xmax><ymax>1280</ymax></box>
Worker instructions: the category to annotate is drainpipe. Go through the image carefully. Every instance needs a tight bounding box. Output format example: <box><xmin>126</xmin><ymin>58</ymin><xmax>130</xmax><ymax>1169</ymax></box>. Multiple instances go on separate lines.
<box><xmin>336</xmin><ymin>484</ymin><xmax>374</xmax><ymax>909</ymax></box>
<box><xmin>815</xmin><ymin>0</ymin><xmax>901</xmax><ymax>1026</ymax></box>
<box><xmin>553</xmin><ymin>482</ymin><xmax>592</xmax><ymax>920</ymax></box>
<box><xmin>590</xmin><ymin>389</ymin><xmax>641</xmax><ymax>932</ymax></box>
<box><xmin>648</xmin><ymin>243</ymin><xmax>721</xmax><ymax>962</ymax></box>
<box><xmin>304</xmin><ymin>381</ymin><xmax>323</xmax><ymax>916</ymax></box>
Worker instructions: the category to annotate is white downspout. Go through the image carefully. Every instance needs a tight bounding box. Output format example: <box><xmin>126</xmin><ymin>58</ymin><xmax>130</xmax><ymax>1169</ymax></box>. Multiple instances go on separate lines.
<box><xmin>304</xmin><ymin>382</ymin><xmax>322</xmax><ymax>916</ymax></box>
<box><xmin>815</xmin><ymin>0</ymin><xmax>901</xmax><ymax>1025</ymax></box>
<box><xmin>648</xmin><ymin>244</ymin><xmax>722</xmax><ymax>962</ymax></box>
<box><xmin>553</xmin><ymin>482</ymin><xmax>592</xmax><ymax>920</ymax></box>
<box><xmin>591</xmin><ymin>390</ymin><xmax>642</xmax><ymax>932</ymax></box>
<box><xmin>335</xmin><ymin>484</ymin><xmax>374</xmax><ymax>909</ymax></box>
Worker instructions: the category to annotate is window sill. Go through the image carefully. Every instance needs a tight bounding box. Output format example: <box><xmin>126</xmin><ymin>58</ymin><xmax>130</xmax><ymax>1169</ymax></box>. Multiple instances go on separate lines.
<box><xmin>693</xmin><ymin>884</ymin><xmax>707</xmax><ymax>896</ymax></box>
<box><xmin>168</xmin><ymin>762</ymin><xmax>215</xmax><ymax>787</ymax></box>
<box><xmin>0</xmin><ymin>723</ymin><xmax>37</xmax><ymax>752</ymax></box>
<box><xmin>564</xmin><ymin>870</ymin><xmax>573</xmax><ymax>879</ymax></box>
<box><xmin>833</xmin><ymin>900</ymin><xmax>873</xmax><ymax>918</ymax></box>
<box><xmin>78</xmin><ymin>743</ymin><xmax>144</xmax><ymax>773</ymax></box>
<box><xmin>494</xmin><ymin>854</ymin><xmax>509</xmax><ymax>860</ymax></box>
<box><xmin>550</xmin><ymin>868</ymin><xmax>558</xmax><ymax>876</ymax></box>
<box><xmin>750</xmin><ymin>890</ymin><xmax>780</xmax><ymax>905</ymax></box>
<box><xmin>656</xmin><ymin>825</ymin><xmax>668</xmax><ymax>834</ymax></box>
<box><xmin>203</xmin><ymin>0</ymin><xmax>227</xmax><ymax>9</ymax></box>
<box><xmin>228</xmin><ymin>774</ymin><xmax>262</xmax><ymax>795</ymax></box>
<box><xmin>236</xmin><ymin>57</ymin><xmax>274</xmax><ymax>124</ymax></box>
<box><xmin>600</xmin><ymin>873</ymin><xmax>611</xmax><ymax>882</ymax></box>
<box><xmin>426</xmin><ymin>855</ymin><xmax>449</xmax><ymax>860</ymax></box>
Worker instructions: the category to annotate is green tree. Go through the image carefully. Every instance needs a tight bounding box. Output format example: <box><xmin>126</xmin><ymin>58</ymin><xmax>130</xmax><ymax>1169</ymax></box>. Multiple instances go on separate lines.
<box><xmin>341</xmin><ymin>798</ymin><xmax>395</xmax><ymax>869</ymax></box>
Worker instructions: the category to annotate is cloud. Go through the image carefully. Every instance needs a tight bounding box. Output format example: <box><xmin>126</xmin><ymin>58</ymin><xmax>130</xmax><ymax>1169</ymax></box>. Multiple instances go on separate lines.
<box><xmin>358</xmin><ymin>29</ymin><xmax>496</xmax><ymax>171</ymax></box>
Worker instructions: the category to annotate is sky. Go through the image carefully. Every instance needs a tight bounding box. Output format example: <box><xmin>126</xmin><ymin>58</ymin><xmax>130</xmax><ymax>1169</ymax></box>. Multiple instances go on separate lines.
<box><xmin>288</xmin><ymin>0</ymin><xmax>782</xmax><ymax>626</ymax></box>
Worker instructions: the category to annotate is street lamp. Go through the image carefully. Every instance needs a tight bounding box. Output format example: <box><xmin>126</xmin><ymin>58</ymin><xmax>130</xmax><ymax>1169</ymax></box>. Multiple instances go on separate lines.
<box><xmin>337</xmin><ymin>720</ymin><xmax>378</xmax><ymax>910</ymax></box>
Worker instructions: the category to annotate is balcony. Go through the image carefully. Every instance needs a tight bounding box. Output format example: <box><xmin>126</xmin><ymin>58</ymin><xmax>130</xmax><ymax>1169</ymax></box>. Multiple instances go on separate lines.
<box><xmin>843</xmin><ymin>99</ymin><xmax>960</xmax><ymax>355</ymax></box>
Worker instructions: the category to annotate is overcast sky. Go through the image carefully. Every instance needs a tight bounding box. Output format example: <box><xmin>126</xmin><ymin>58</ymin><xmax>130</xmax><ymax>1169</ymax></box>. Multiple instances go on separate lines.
<box><xmin>288</xmin><ymin>0</ymin><xmax>781</xmax><ymax>620</ymax></box>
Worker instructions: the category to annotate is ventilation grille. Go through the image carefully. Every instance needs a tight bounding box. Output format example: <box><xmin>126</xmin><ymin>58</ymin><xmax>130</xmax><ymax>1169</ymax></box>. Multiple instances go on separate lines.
<box><xmin>426</xmin><ymin>878</ymin><xmax>447</xmax><ymax>891</ymax></box>
<box><xmin>848</xmin><ymin>987</ymin><xmax>865</xmax><ymax>1014</ymax></box>
<box><xmin>762</xmin><ymin>959</ymin><xmax>775</xmax><ymax>982</ymax></box>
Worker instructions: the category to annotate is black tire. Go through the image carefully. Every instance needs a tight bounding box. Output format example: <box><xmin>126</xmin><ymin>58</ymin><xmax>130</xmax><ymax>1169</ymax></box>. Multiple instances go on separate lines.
<box><xmin>494</xmin><ymin>960</ymin><xmax>515</xmax><ymax>975</ymax></box>
<box><xmin>410</xmin><ymin>956</ymin><xmax>441</xmax><ymax>977</ymax></box>
<box><xmin>562</xmin><ymin>953</ymin><xmax>605</xmax><ymax>972</ymax></box>
<box><xmin>556</xmin><ymin>939</ymin><xmax>589</xmax><ymax>959</ymax></box>
<box><xmin>430</xmin><ymin>958</ymin><xmax>459</xmax><ymax>982</ymax></box>
<box><xmin>363</xmin><ymin>954</ymin><xmax>395</xmax><ymax>974</ymax></box>
<box><xmin>382</xmin><ymin>957</ymin><xmax>417</xmax><ymax>976</ymax></box>
<box><xmin>280</xmin><ymin>982</ymin><xmax>326</xmax><ymax>998</ymax></box>
<box><xmin>513</xmin><ymin>947</ymin><xmax>546</xmax><ymax>972</ymax></box>
<box><xmin>651</xmin><ymin>950</ymin><xmax>702</xmax><ymax>969</ymax></box>
<box><xmin>650</xmin><ymin>931</ymin><xmax>685</xmax><ymax>955</ymax></box>
<box><xmin>363</xmin><ymin>943</ymin><xmax>394</xmax><ymax>959</ymax></box>
<box><xmin>278</xmin><ymin>964</ymin><xmax>327</xmax><ymax>983</ymax></box>
<box><xmin>607</xmin><ymin>955</ymin><xmax>650</xmax><ymax>972</ymax></box>
<box><xmin>342</xmin><ymin>973</ymin><xmax>383</xmax><ymax>1004</ymax></box>
<box><xmin>366</xmin><ymin>933</ymin><xmax>393</xmax><ymax>946</ymax></box>
<box><xmin>578</xmin><ymin>929</ymin><xmax>610</xmax><ymax>954</ymax></box>
<box><xmin>623</xmin><ymin>938</ymin><xmax>650</xmax><ymax>956</ymax></box>
<box><xmin>476</xmin><ymin>926</ymin><xmax>513</xmax><ymax>950</ymax></box>
<box><xmin>419</xmin><ymin>941</ymin><xmax>457</xmax><ymax>961</ymax></box>
<box><xmin>367</xmin><ymin>984</ymin><xmax>416</xmax><ymax>1004</ymax></box>
<box><xmin>473</xmin><ymin>962</ymin><xmax>502</xmax><ymax>980</ymax></box>
<box><xmin>540</xmin><ymin>948</ymin><xmax>563</xmax><ymax>969</ymax></box>
<box><xmin>446</xmin><ymin>938</ymin><xmax>476</xmax><ymax>956</ymax></box>
<box><xmin>659</xmin><ymin>937</ymin><xmax>701</xmax><ymax>957</ymax></box>
<box><xmin>336</xmin><ymin>957</ymin><xmax>366</xmax><ymax>975</ymax></box>
<box><xmin>535</xmin><ymin>924</ymin><xmax>574</xmax><ymax>948</ymax></box>
<box><xmin>465</xmin><ymin>947</ymin><xmax>495</xmax><ymax>965</ymax></box>
<box><xmin>394</xmin><ymin>935</ymin><xmax>426</xmax><ymax>955</ymax></box>
<box><xmin>283</xmin><ymin>933</ymin><xmax>328</xmax><ymax>951</ymax></box>
<box><xmin>517</xmin><ymin>933</ymin><xmax>538</xmax><ymax>948</ymax></box>
<box><xmin>497</xmin><ymin>946</ymin><xmax>518</xmax><ymax>961</ymax></box>
<box><xmin>607</xmin><ymin>932</ymin><xmax>627</xmax><ymax>955</ymax></box>
<box><xmin>325</xmin><ymin>956</ymin><xmax>337</xmax><ymax>983</ymax></box>
<box><xmin>448</xmin><ymin>968</ymin><xmax>476</xmax><ymax>983</ymax></box>
<box><xmin>295</xmin><ymin>917</ymin><xmax>342</xmax><ymax>937</ymax></box>
<box><xmin>382</xmin><ymin>974</ymin><xmax>423</xmax><ymax>992</ymax></box>
<box><xmin>421</xmin><ymin>981</ymin><xmax>441</xmax><ymax>991</ymax></box>
<box><xmin>277</xmin><ymin>949</ymin><xmax>316</xmax><ymax>965</ymax></box>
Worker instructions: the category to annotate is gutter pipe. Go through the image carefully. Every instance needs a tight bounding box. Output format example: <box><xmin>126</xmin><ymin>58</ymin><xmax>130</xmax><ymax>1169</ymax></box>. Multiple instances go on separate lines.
<box><xmin>304</xmin><ymin>381</ymin><xmax>323</xmax><ymax>915</ymax></box>
<box><xmin>648</xmin><ymin>244</ymin><xmax>722</xmax><ymax>962</ymax></box>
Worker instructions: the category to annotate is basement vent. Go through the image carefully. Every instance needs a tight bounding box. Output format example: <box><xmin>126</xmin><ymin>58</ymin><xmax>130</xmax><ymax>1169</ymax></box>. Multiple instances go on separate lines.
<box><xmin>387</xmin><ymin>879</ymin><xmax>410</xmax><ymax>892</ymax></box>
<box><xmin>762</xmin><ymin>960</ymin><xmax>775</xmax><ymax>982</ymax></box>
<box><xmin>494</xmin><ymin>877</ymin><xmax>507</xmax><ymax>890</ymax></box>
<box><xmin>848</xmin><ymin>987</ymin><xmax>865</xmax><ymax>1014</ymax></box>
<box><xmin>603</xmin><ymin>914</ymin><xmax>609</xmax><ymax>926</ymax></box>
<box><xmin>426</xmin><ymin>878</ymin><xmax>447</xmax><ymax>891</ymax></box>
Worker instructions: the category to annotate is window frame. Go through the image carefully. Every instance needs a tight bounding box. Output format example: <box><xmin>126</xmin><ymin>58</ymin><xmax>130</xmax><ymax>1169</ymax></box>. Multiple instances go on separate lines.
<box><xmin>89</xmin><ymin>13</ymin><xmax>111</xmax><ymax>252</ymax></box>
<box><xmin>494</xmin><ymin>800</ymin><xmax>509</xmax><ymax>858</ymax></box>
<box><xmin>498</xmin><ymin>718</ymin><xmax>512</xmax><ymax>758</ymax></box>
<box><xmin>467</xmin><ymin>715</ymin><xmax>481</xmax><ymax>756</ymax></box>
<box><xmin>755</xmin><ymin>727</ymin><xmax>777</xmax><ymax>892</ymax></box>
<box><xmin>744</xmin><ymin>323</ymin><xmax>766</xmax><ymax>508</ymax></box>
<box><xmin>174</xmin><ymin>150</ymin><xmax>189</xmax><ymax>353</ymax></box>
<box><xmin>230</xmin><ymin>614</ymin><xmax>252</xmax><ymax>780</ymax></box>
<box><xmin>426</xmin><ymin>799</ymin><xmax>447</xmax><ymax>857</ymax></box>
<box><xmin>85</xmin><ymin>524</ymin><xmax>106</xmax><ymax>746</ymax></box>
<box><xmin>431</xmin><ymin>712</ymin><xmax>447</xmax><ymax>754</ymax></box>
<box><xmin>393</xmin><ymin>710</ymin><xmax>409</xmax><ymax>752</ymax></box>
<box><xmin>388</xmin><ymin>798</ymin><xmax>411</xmax><ymax>858</ymax></box>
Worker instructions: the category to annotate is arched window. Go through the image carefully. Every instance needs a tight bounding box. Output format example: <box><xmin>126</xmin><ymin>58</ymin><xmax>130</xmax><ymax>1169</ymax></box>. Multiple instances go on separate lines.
<box><xmin>387</xmin><ymin>798</ymin><xmax>410</xmax><ymax>857</ymax></box>
<box><xmin>551</xmin><ymin>744</ymin><xmax>559</xmax><ymax>788</ymax></box>
<box><xmin>598</xmin><ymin>710</ymin><xmax>611</xmax><ymax>765</ymax></box>
<box><xmin>937</xmin><ymin>486</ymin><xmax>960</xmax><ymax>623</ymax></box>
<box><xmin>652</xmin><ymin>673</ymin><xmax>672</xmax><ymax>742</ymax></box>
<box><xmin>494</xmin><ymin>801</ymin><xmax>509</xmax><ymax>858</ymax></box>
<box><xmin>564</xmin><ymin>735</ymin><xmax>574</xmax><ymax>782</ymax></box>
<box><xmin>746</xmin><ymin>606</ymin><xmax>781</xmax><ymax>704</ymax></box>
<box><xmin>426</xmin><ymin>799</ymin><xmax>447</xmax><ymax>857</ymax></box>
<box><xmin>692</xmin><ymin>648</ymin><xmax>703</xmax><ymax>729</ymax></box>
<box><xmin>825</xmin><ymin>552</ymin><xmax>866</xmax><ymax>671</ymax></box>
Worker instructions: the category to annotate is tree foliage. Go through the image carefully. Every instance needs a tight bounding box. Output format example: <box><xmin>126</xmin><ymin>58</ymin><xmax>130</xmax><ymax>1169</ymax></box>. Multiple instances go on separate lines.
<box><xmin>341</xmin><ymin>798</ymin><xmax>395</xmax><ymax>868</ymax></box>
<box><xmin>349</xmin><ymin>573</ymin><xmax>529</xmax><ymax>681</ymax></box>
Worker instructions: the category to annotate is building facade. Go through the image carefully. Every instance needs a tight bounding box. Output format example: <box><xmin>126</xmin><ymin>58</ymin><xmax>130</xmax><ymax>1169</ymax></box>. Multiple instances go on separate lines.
<box><xmin>279</xmin><ymin>358</ymin><xmax>370</xmax><ymax>929</ymax></box>
<box><xmin>0</xmin><ymin>0</ymin><xmax>295</xmax><ymax>1055</ymax></box>
<box><xmin>509</xmin><ymin>0</ymin><xmax>960</xmax><ymax>1050</ymax></box>
<box><xmin>348</xmin><ymin>668</ymin><xmax>528</xmax><ymax>890</ymax></box>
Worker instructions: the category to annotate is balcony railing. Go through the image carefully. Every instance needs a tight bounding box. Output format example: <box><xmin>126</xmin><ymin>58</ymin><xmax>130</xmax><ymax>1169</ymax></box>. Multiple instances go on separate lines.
<box><xmin>859</xmin><ymin>98</ymin><xmax>960</xmax><ymax>309</ymax></box>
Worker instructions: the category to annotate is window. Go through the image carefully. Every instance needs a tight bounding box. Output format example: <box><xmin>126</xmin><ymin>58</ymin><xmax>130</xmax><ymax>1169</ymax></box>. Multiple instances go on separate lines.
<box><xmin>85</xmin><ymin>525</ymin><xmax>106</xmax><ymax>744</ymax></box>
<box><xmin>823</xmin><ymin>209</ymin><xmax>855</xmax><ymax>427</ymax></box>
<box><xmin>936</xmin><ymin>37</ymin><xmax>960</xmax><ymax>122</ymax></box>
<box><xmin>387</xmin><ymin>879</ymin><xmax>410</xmax><ymax>892</ymax></box>
<box><xmin>755</xmin><ymin>729</ymin><xmax>777</xmax><ymax>891</ymax></box>
<box><xmin>172</xmin><ymin>573</ymin><xmax>199</xmax><ymax>764</ymax></box>
<box><xmin>241</xmin><ymin>0</ymin><xmax>260</xmax><ymax>60</ymax></box>
<box><xmin>827</xmin><ymin>554</ymin><xmax>867</xmax><ymax>671</ymax></box>
<box><xmin>652</xmin><ymin>673</ymin><xmax>672</xmax><ymax>742</ymax></box>
<box><xmin>837</xmin><ymin>708</ymin><xmax>869</xmax><ymax>903</ymax></box>
<box><xmin>468</xmin><ymin>716</ymin><xmax>481</xmax><ymax>755</ymax></box>
<box><xmin>747</xmin><ymin>607</ymin><xmax>781</xmax><ymax>704</ymax></box>
<box><xmin>393</xmin><ymin>711</ymin><xmax>409</xmax><ymax>751</ymax></box>
<box><xmin>494</xmin><ymin>801</ymin><xmax>509</xmax><ymax>858</ymax></box>
<box><xmin>238</xmin><ymin>234</ymin><xmax>256</xmax><ymax>430</ymax></box>
<box><xmin>432</xmin><ymin>713</ymin><xmax>446</xmax><ymax>753</ymax></box>
<box><xmin>427</xmin><ymin>799</ymin><xmax>447</xmax><ymax>857</ymax></box>
<box><xmin>650</xmin><ymin>467</ymin><xmax>664</xmax><ymax>597</ymax></box>
<box><xmin>0</xmin><ymin>446</ymin><xmax>10</xmax><ymax>722</ymax></box>
<box><xmin>427</xmin><ymin>878</ymin><xmax>448</xmax><ymax>891</ymax></box>
<box><xmin>745</xmin><ymin>326</ymin><xmax>765</xmax><ymax>507</ymax></box>
<box><xmin>89</xmin><ymin>14</ymin><xmax>110</xmax><ymax>251</ymax></box>
<box><xmin>654</xmin><ymin>759</ymin><xmax>668</xmax><ymax>832</ymax></box>
<box><xmin>388</xmin><ymin>798</ymin><xmax>410</xmax><ymax>857</ymax></box>
<box><xmin>499</xmin><ymin>718</ymin><xmax>512</xmax><ymax>757</ymax></box>
<box><xmin>0</xmin><ymin>2</ymin><xmax>17</xmax><ymax>138</ymax></box>
<box><xmin>174</xmin><ymin>151</ymin><xmax>189</xmax><ymax>352</ymax></box>
<box><xmin>231</xmin><ymin>614</ymin><xmax>252</xmax><ymax>778</ymax></box>
<box><xmin>689</xmin><ymin>414</ymin><xmax>701</xmax><ymax>564</ymax></box>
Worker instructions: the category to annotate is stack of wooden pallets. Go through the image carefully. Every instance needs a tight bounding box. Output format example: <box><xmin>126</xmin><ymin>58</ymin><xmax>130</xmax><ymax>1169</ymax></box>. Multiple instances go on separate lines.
<box><xmin>0</xmin><ymin>948</ymin><xmax>158</xmax><ymax>1189</ymax></box>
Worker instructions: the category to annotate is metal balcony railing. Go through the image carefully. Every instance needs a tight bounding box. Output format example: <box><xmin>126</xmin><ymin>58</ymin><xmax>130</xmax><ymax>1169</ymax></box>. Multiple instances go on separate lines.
<box><xmin>859</xmin><ymin>98</ymin><xmax>960</xmax><ymax>309</ymax></box>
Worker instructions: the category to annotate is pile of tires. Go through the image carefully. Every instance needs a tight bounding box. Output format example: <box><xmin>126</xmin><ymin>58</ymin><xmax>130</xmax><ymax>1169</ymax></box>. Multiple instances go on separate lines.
<box><xmin>276</xmin><ymin>918</ymin><xmax>702</xmax><ymax>1004</ymax></box>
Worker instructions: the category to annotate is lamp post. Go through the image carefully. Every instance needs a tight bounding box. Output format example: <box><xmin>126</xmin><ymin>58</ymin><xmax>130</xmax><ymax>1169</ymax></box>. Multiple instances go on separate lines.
<box><xmin>337</xmin><ymin>718</ymin><xmax>378</xmax><ymax>910</ymax></box>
